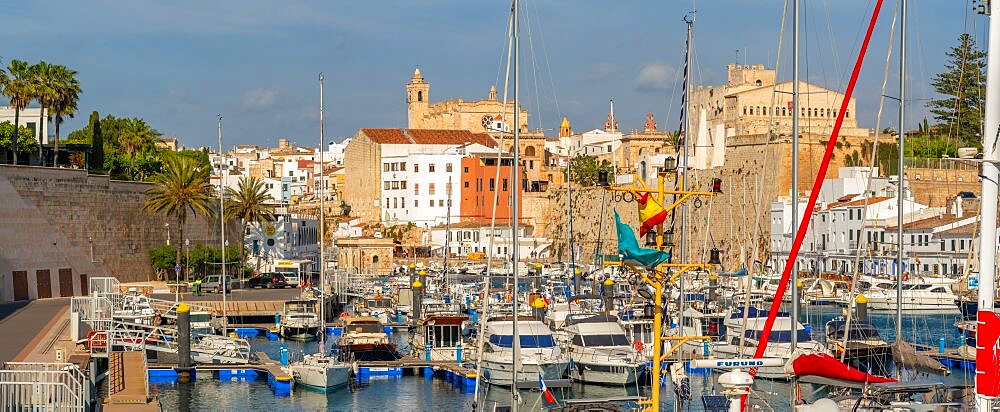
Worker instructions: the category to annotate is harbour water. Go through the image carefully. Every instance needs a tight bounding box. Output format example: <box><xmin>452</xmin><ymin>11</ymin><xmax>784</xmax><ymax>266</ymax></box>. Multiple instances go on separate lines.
<box><xmin>153</xmin><ymin>306</ymin><xmax>974</xmax><ymax>411</ymax></box>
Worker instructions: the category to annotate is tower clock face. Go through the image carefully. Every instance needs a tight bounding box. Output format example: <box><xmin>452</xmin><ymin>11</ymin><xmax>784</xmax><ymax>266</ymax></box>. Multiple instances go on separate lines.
<box><xmin>481</xmin><ymin>115</ymin><xmax>495</xmax><ymax>130</ymax></box>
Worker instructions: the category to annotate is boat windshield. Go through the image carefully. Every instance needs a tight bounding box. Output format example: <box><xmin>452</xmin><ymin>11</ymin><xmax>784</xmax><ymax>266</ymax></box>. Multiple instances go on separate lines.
<box><xmin>580</xmin><ymin>334</ymin><xmax>631</xmax><ymax>347</ymax></box>
<box><xmin>349</xmin><ymin>324</ymin><xmax>385</xmax><ymax>334</ymax></box>
<box><xmin>744</xmin><ymin>329</ymin><xmax>810</xmax><ymax>343</ymax></box>
<box><xmin>488</xmin><ymin>334</ymin><xmax>556</xmax><ymax>348</ymax></box>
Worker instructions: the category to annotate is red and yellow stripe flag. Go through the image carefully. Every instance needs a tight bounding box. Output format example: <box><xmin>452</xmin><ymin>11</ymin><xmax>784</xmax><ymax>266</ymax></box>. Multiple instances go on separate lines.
<box><xmin>635</xmin><ymin>192</ymin><xmax>667</xmax><ymax>237</ymax></box>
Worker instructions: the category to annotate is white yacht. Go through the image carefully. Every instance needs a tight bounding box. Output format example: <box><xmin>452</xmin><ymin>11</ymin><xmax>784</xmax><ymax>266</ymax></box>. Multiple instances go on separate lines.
<box><xmin>288</xmin><ymin>352</ymin><xmax>351</xmax><ymax>392</ymax></box>
<box><xmin>562</xmin><ymin>314</ymin><xmax>644</xmax><ymax>385</ymax></box>
<box><xmin>480</xmin><ymin>317</ymin><xmax>568</xmax><ymax>384</ymax></box>
<box><xmin>710</xmin><ymin>307</ymin><xmax>827</xmax><ymax>379</ymax></box>
<box><xmin>280</xmin><ymin>300</ymin><xmax>321</xmax><ymax>341</ymax></box>
<box><xmin>859</xmin><ymin>276</ymin><xmax>959</xmax><ymax>311</ymax></box>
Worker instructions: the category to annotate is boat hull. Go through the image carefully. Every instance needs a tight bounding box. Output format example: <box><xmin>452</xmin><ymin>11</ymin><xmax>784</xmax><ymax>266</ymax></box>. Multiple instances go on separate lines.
<box><xmin>480</xmin><ymin>360</ymin><xmax>568</xmax><ymax>385</ymax></box>
<box><xmin>291</xmin><ymin>363</ymin><xmax>351</xmax><ymax>391</ymax></box>
<box><xmin>281</xmin><ymin>325</ymin><xmax>320</xmax><ymax>341</ymax></box>
<box><xmin>567</xmin><ymin>361</ymin><xmax>641</xmax><ymax>385</ymax></box>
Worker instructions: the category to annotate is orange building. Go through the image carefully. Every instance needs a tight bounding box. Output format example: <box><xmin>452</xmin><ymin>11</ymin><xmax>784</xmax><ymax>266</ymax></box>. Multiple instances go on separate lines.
<box><xmin>460</xmin><ymin>155</ymin><xmax>521</xmax><ymax>224</ymax></box>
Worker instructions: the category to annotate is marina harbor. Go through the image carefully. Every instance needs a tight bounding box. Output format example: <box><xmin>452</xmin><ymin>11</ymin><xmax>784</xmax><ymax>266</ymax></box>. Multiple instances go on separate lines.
<box><xmin>4</xmin><ymin>1</ymin><xmax>1000</xmax><ymax>411</ymax></box>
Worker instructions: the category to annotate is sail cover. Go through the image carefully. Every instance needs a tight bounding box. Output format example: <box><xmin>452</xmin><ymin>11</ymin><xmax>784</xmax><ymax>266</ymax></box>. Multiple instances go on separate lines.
<box><xmin>891</xmin><ymin>340</ymin><xmax>949</xmax><ymax>376</ymax></box>
<box><xmin>786</xmin><ymin>350</ymin><xmax>895</xmax><ymax>384</ymax></box>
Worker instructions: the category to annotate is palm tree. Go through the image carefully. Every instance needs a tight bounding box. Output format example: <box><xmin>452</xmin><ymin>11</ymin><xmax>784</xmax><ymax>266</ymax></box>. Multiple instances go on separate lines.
<box><xmin>0</xmin><ymin>60</ymin><xmax>34</xmax><ymax>165</ymax></box>
<box><xmin>225</xmin><ymin>176</ymin><xmax>277</xmax><ymax>273</ymax></box>
<box><xmin>119</xmin><ymin>118</ymin><xmax>160</xmax><ymax>179</ymax></box>
<box><xmin>31</xmin><ymin>62</ymin><xmax>58</xmax><ymax>166</ymax></box>
<box><xmin>49</xmin><ymin>65</ymin><xmax>81</xmax><ymax>167</ymax></box>
<box><xmin>144</xmin><ymin>156</ymin><xmax>215</xmax><ymax>280</ymax></box>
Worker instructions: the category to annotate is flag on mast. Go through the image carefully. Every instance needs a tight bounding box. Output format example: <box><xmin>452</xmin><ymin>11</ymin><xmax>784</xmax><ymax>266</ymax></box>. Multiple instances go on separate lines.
<box><xmin>538</xmin><ymin>375</ymin><xmax>556</xmax><ymax>403</ymax></box>
<box><xmin>636</xmin><ymin>192</ymin><xmax>667</xmax><ymax>237</ymax></box>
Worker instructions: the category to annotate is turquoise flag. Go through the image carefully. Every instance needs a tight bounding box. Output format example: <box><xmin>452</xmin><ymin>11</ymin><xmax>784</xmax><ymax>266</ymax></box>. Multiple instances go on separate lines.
<box><xmin>615</xmin><ymin>210</ymin><xmax>671</xmax><ymax>269</ymax></box>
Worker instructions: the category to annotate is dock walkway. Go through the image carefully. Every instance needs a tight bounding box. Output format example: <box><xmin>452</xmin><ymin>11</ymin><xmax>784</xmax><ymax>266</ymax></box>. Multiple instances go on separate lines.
<box><xmin>104</xmin><ymin>351</ymin><xmax>157</xmax><ymax>411</ymax></box>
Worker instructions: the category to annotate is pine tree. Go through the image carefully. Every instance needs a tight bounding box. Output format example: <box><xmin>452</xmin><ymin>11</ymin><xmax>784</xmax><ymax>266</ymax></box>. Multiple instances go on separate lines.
<box><xmin>927</xmin><ymin>33</ymin><xmax>986</xmax><ymax>147</ymax></box>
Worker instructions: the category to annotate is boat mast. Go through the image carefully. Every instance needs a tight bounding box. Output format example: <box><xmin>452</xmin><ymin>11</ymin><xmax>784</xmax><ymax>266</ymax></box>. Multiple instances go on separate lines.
<box><xmin>678</xmin><ymin>12</ymin><xmax>693</xmax><ymax>345</ymax></box>
<box><xmin>895</xmin><ymin>0</ymin><xmax>906</xmax><ymax>343</ymax></box>
<box><xmin>319</xmin><ymin>72</ymin><xmax>326</xmax><ymax>352</ymax></box>
<box><xmin>510</xmin><ymin>0</ymin><xmax>522</xmax><ymax>408</ymax></box>
<box><xmin>218</xmin><ymin>115</ymin><xmax>228</xmax><ymax>337</ymax></box>
<box><xmin>976</xmin><ymin>1</ymin><xmax>999</xmax><ymax>409</ymax></box>
<box><xmin>790</xmin><ymin>0</ymin><xmax>800</xmax><ymax>353</ymax></box>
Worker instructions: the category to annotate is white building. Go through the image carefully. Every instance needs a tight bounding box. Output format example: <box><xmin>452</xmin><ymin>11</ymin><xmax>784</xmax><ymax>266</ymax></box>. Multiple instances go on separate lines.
<box><xmin>245</xmin><ymin>211</ymin><xmax>319</xmax><ymax>271</ymax></box>
<box><xmin>327</xmin><ymin>138</ymin><xmax>350</xmax><ymax>166</ymax></box>
<box><xmin>428</xmin><ymin>223</ymin><xmax>551</xmax><ymax>260</ymax></box>
<box><xmin>0</xmin><ymin>106</ymin><xmax>48</xmax><ymax>145</ymax></box>
<box><xmin>379</xmin><ymin>142</ymin><xmax>494</xmax><ymax>226</ymax></box>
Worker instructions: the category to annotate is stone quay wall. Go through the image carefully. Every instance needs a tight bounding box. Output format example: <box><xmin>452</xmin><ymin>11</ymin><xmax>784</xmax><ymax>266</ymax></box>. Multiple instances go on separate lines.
<box><xmin>0</xmin><ymin>165</ymin><xmax>235</xmax><ymax>286</ymax></box>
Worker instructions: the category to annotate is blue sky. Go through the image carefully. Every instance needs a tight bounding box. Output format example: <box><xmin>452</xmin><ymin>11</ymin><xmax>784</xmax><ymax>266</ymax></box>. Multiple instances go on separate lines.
<box><xmin>0</xmin><ymin>1</ymin><xmax>978</xmax><ymax>148</ymax></box>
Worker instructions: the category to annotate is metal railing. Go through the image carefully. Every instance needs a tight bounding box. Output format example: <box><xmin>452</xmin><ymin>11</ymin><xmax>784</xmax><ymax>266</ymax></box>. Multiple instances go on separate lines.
<box><xmin>0</xmin><ymin>362</ymin><xmax>90</xmax><ymax>411</ymax></box>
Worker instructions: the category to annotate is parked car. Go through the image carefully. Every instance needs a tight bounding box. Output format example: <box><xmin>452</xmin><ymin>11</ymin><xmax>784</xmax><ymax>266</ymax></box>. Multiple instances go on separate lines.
<box><xmin>202</xmin><ymin>275</ymin><xmax>232</xmax><ymax>294</ymax></box>
<box><xmin>248</xmin><ymin>273</ymin><xmax>288</xmax><ymax>289</ymax></box>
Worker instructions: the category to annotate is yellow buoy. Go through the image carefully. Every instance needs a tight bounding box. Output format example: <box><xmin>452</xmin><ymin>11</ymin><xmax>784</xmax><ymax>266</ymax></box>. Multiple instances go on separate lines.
<box><xmin>708</xmin><ymin>273</ymin><xmax>719</xmax><ymax>282</ymax></box>
<box><xmin>177</xmin><ymin>302</ymin><xmax>190</xmax><ymax>313</ymax></box>
<box><xmin>531</xmin><ymin>298</ymin><xmax>547</xmax><ymax>309</ymax></box>
<box><xmin>796</xmin><ymin>280</ymin><xmax>804</xmax><ymax>288</ymax></box>
<box><xmin>412</xmin><ymin>279</ymin><xmax>423</xmax><ymax>288</ymax></box>
<box><xmin>603</xmin><ymin>277</ymin><xmax>615</xmax><ymax>286</ymax></box>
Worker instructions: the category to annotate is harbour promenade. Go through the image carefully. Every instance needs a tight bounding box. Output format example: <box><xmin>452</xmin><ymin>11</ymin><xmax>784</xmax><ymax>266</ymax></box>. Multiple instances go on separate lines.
<box><xmin>0</xmin><ymin>298</ymin><xmax>69</xmax><ymax>362</ymax></box>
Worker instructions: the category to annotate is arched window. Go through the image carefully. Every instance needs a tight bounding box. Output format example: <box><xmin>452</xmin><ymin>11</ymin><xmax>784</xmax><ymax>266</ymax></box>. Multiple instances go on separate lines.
<box><xmin>845</xmin><ymin>110</ymin><xmax>850</xmax><ymax>118</ymax></box>
<box><xmin>524</xmin><ymin>146</ymin><xmax>536</xmax><ymax>157</ymax></box>
<box><xmin>827</xmin><ymin>108</ymin><xmax>831</xmax><ymax>117</ymax></box>
<box><xmin>373</xmin><ymin>255</ymin><xmax>379</xmax><ymax>265</ymax></box>
<box><xmin>417</xmin><ymin>91</ymin><xmax>423</xmax><ymax>102</ymax></box>
<box><xmin>755</xmin><ymin>79</ymin><xmax>762</xmax><ymax>86</ymax></box>
<box><xmin>763</xmin><ymin>107</ymin><xmax>767</xmax><ymax>116</ymax></box>
<box><xmin>640</xmin><ymin>161</ymin><xmax>647</xmax><ymax>181</ymax></box>
<box><xmin>782</xmin><ymin>107</ymin><xmax>787</xmax><ymax>116</ymax></box>
<box><xmin>743</xmin><ymin>106</ymin><xmax>747</xmax><ymax>115</ymax></box>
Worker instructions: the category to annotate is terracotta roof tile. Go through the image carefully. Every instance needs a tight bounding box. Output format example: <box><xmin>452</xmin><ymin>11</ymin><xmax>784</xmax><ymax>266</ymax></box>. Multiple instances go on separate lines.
<box><xmin>885</xmin><ymin>213</ymin><xmax>967</xmax><ymax>231</ymax></box>
<box><xmin>405</xmin><ymin>129</ymin><xmax>497</xmax><ymax>148</ymax></box>
<box><xmin>825</xmin><ymin>196</ymin><xmax>892</xmax><ymax>210</ymax></box>
<box><xmin>362</xmin><ymin>128</ymin><xmax>411</xmax><ymax>144</ymax></box>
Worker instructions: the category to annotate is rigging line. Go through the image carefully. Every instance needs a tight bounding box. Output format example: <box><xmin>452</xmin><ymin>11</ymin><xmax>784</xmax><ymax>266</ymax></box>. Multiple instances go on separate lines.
<box><xmin>821</xmin><ymin>0</ymin><xmax>845</xmax><ymax>88</ymax></box>
<box><xmin>495</xmin><ymin>13</ymin><xmax>513</xmax><ymax>99</ymax></box>
<box><xmin>521</xmin><ymin>0</ymin><xmax>545</xmax><ymax>132</ymax></box>
<box><xmin>842</xmin><ymin>1</ymin><xmax>899</xmax><ymax>361</ymax></box>
<box><xmin>529</xmin><ymin>0</ymin><xmax>562</xmax><ymax>119</ymax></box>
<box><xmin>743</xmin><ymin>1</ymin><xmax>885</xmax><ymax>410</ymax></box>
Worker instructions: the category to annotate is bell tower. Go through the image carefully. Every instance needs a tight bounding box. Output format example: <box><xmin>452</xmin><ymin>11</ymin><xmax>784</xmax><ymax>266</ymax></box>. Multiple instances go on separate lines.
<box><xmin>406</xmin><ymin>67</ymin><xmax>430</xmax><ymax>128</ymax></box>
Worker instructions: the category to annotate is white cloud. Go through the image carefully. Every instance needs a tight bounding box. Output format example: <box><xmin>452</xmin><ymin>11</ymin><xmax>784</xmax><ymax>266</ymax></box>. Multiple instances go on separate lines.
<box><xmin>634</xmin><ymin>64</ymin><xmax>679</xmax><ymax>92</ymax></box>
<box><xmin>241</xmin><ymin>88</ymin><xmax>280</xmax><ymax>111</ymax></box>
<box><xmin>586</xmin><ymin>63</ymin><xmax>622</xmax><ymax>81</ymax></box>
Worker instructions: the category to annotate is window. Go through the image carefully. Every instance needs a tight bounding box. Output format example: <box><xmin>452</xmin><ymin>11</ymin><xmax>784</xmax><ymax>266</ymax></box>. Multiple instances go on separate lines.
<box><xmin>414</xmin><ymin>199</ymin><xmax>418</xmax><ymax>207</ymax></box>
<box><xmin>429</xmin><ymin>183</ymin><xmax>435</xmax><ymax>195</ymax></box>
<box><xmin>743</xmin><ymin>106</ymin><xmax>747</xmax><ymax>115</ymax></box>
<box><xmin>390</xmin><ymin>163</ymin><xmax>397</xmax><ymax>171</ymax></box>
<box><xmin>417</xmin><ymin>91</ymin><xmax>423</xmax><ymax>102</ymax></box>
<box><xmin>400</xmin><ymin>162</ymin><xmax>406</xmax><ymax>171</ymax></box>
<box><xmin>464</xmin><ymin>167</ymin><xmax>469</xmax><ymax>173</ymax></box>
<box><xmin>846</xmin><ymin>110</ymin><xmax>850</xmax><ymax>118</ymax></box>
<box><xmin>393</xmin><ymin>198</ymin><xmax>397</xmax><ymax>208</ymax></box>
<box><xmin>383</xmin><ymin>181</ymin><xmax>390</xmax><ymax>190</ymax></box>
<box><xmin>951</xmin><ymin>240</ymin><xmax>956</xmax><ymax>251</ymax></box>
<box><xmin>503</xmin><ymin>179</ymin><xmax>508</xmax><ymax>191</ymax></box>
<box><xmin>490</xmin><ymin>178</ymin><xmax>495</xmax><ymax>191</ymax></box>
<box><xmin>464</xmin><ymin>181</ymin><xmax>470</xmax><ymax>188</ymax></box>
<box><xmin>401</xmin><ymin>181</ymin><xmax>407</xmax><ymax>189</ymax></box>
<box><xmin>446</xmin><ymin>182</ymin><xmax>452</xmax><ymax>194</ymax></box>
<box><xmin>439</xmin><ymin>199</ymin><xmax>444</xmax><ymax>207</ymax></box>
<box><xmin>384</xmin><ymin>163</ymin><xmax>390</xmax><ymax>172</ymax></box>
<box><xmin>391</xmin><ymin>181</ymin><xmax>399</xmax><ymax>190</ymax></box>
<box><xmin>429</xmin><ymin>164</ymin><xmax>436</xmax><ymax>172</ymax></box>
<box><xmin>414</xmin><ymin>164</ymin><xmax>419</xmax><ymax>173</ymax></box>
<box><xmin>446</xmin><ymin>163</ymin><xmax>453</xmax><ymax>172</ymax></box>
<box><xmin>413</xmin><ymin>183</ymin><xmax>419</xmax><ymax>195</ymax></box>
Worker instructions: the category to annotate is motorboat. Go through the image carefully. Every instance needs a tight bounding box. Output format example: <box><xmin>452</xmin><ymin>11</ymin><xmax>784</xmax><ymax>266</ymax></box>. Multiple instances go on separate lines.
<box><xmin>480</xmin><ymin>317</ymin><xmax>569</xmax><ymax>384</ymax></box>
<box><xmin>288</xmin><ymin>353</ymin><xmax>352</xmax><ymax>392</ymax></box>
<box><xmin>191</xmin><ymin>335</ymin><xmax>251</xmax><ymax>364</ymax></box>
<box><xmin>280</xmin><ymin>300</ymin><xmax>321</xmax><ymax>341</ymax></box>
<box><xmin>355</xmin><ymin>295</ymin><xmax>396</xmax><ymax>324</ymax></box>
<box><xmin>859</xmin><ymin>276</ymin><xmax>959</xmax><ymax>311</ymax></box>
<box><xmin>710</xmin><ymin>307</ymin><xmax>827</xmax><ymax>379</ymax></box>
<box><xmin>561</xmin><ymin>313</ymin><xmax>644</xmax><ymax>385</ymax></box>
<box><xmin>336</xmin><ymin>316</ymin><xmax>400</xmax><ymax>362</ymax></box>
<box><xmin>824</xmin><ymin>316</ymin><xmax>892</xmax><ymax>375</ymax></box>
<box><xmin>411</xmin><ymin>302</ymin><xmax>469</xmax><ymax>361</ymax></box>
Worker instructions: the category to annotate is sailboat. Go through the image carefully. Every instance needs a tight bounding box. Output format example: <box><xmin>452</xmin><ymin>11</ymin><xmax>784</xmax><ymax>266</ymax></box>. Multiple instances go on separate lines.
<box><xmin>288</xmin><ymin>73</ymin><xmax>352</xmax><ymax>392</ymax></box>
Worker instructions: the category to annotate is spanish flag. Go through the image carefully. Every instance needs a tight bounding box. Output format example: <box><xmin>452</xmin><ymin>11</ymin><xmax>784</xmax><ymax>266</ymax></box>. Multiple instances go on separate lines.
<box><xmin>636</xmin><ymin>192</ymin><xmax>667</xmax><ymax>237</ymax></box>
